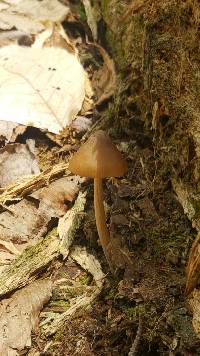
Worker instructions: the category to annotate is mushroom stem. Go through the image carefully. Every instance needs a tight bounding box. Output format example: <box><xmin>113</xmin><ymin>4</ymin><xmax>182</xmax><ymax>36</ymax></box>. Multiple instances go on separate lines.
<box><xmin>94</xmin><ymin>177</ymin><xmax>112</xmax><ymax>269</ymax></box>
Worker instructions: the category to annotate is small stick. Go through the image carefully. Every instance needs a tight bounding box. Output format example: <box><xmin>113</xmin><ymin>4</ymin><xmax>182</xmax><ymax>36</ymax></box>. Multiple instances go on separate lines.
<box><xmin>128</xmin><ymin>313</ymin><xmax>144</xmax><ymax>356</ymax></box>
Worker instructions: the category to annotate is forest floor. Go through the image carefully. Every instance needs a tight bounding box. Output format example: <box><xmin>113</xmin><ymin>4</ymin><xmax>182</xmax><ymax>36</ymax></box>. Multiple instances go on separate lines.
<box><xmin>46</xmin><ymin>120</ymin><xmax>199</xmax><ymax>355</ymax></box>
<box><xmin>48</xmin><ymin>2</ymin><xmax>200</xmax><ymax>355</ymax></box>
<box><xmin>0</xmin><ymin>1</ymin><xmax>200</xmax><ymax>355</ymax></box>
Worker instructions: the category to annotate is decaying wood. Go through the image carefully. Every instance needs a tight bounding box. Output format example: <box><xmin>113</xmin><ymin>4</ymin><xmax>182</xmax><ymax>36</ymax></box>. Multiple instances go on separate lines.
<box><xmin>58</xmin><ymin>191</ymin><xmax>87</xmax><ymax>256</ymax></box>
<box><xmin>0</xmin><ymin>162</ymin><xmax>69</xmax><ymax>206</ymax></box>
<box><xmin>0</xmin><ymin>191</ymin><xmax>86</xmax><ymax>298</ymax></box>
<box><xmin>42</xmin><ymin>245</ymin><xmax>105</xmax><ymax>336</ymax></box>
<box><xmin>0</xmin><ymin>234</ymin><xmax>59</xmax><ymax>297</ymax></box>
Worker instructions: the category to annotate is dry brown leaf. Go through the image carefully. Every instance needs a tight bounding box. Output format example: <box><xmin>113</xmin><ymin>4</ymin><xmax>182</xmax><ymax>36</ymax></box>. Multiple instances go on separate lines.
<box><xmin>136</xmin><ymin>197</ymin><xmax>159</xmax><ymax>221</ymax></box>
<box><xmin>0</xmin><ymin>162</ymin><xmax>68</xmax><ymax>205</ymax></box>
<box><xmin>185</xmin><ymin>233</ymin><xmax>200</xmax><ymax>295</ymax></box>
<box><xmin>0</xmin><ymin>279</ymin><xmax>52</xmax><ymax>355</ymax></box>
<box><xmin>91</xmin><ymin>45</ymin><xmax>116</xmax><ymax>105</ymax></box>
<box><xmin>117</xmin><ymin>280</ymin><xmax>143</xmax><ymax>302</ymax></box>
<box><xmin>0</xmin><ymin>199</ymin><xmax>49</xmax><ymax>244</ymax></box>
<box><xmin>107</xmin><ymin>236</ymin><xmax>134</xmax><ymax>273</ymax></box>
<box><xmin>36</xmin><ymin>176</ymin><xmax>82</xmax><ymax>218</ymax></box>
<box><xmin>0</xmin><ymin>140</ymin><xmax>40</xmax><ymax>187</ymax></box>
<box><xmin>0</xmin><ymin>176</ymin><xmax>81</xmax><ymax>258</ymax></box>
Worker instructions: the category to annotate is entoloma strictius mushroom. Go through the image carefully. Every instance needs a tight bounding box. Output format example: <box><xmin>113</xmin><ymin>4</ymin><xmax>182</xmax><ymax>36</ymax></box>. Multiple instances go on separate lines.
<box><xmin>69</xmin><ymin>130</ymin><xmax>127</xmax><ymax>270</ymax></box>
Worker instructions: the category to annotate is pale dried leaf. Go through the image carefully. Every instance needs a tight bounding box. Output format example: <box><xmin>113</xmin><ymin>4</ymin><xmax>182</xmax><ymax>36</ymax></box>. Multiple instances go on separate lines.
<box><xmin>36</xmin><ymin>22</ymin><xmax>76</xmax><ymax>55</ymax></box>
<box><xmin>0</xmin><ymin>120</ymin><xmax>26</xmax><ymax>144</ymax></box>
<box><xmin>0</xmin><ymin>199</ymin><xmax>49</xmax><ymax>243</ymax></box>
<box><xmin>0</xmin><ymin>279</ymin><xmax>52</xmax><ymax>354</ymax></box>
<box><xmin>0</xmin><ymin>140</ymin><xmax>40</xmax><ymax>187</ymax></box>
<box><xmin>0</xmin><ymin>121</ymin><xmax>19</xmax><ymax>142</ymax></box>
<box><xmin>0</xmin><ymin>0</ymin><xmax>69</xmax><ymax>34</ymax></box>
<box><xmin>0</xmin><ymin>45</ymin><xmax>86</xmax><ymax>134</ymax></box>
<box><xmin>92</xmin><ymin>45</ymin><xmax>116</xmax><ymax>105</ymax></box>
<box><xmin>0</xmin><ymin>30</ymin><xmax>29</xmax><ymax>47</ymax></box>
<box><xmin>0</xmin><ymin>190</ymin><xmax>86</xmax><ymax>296</ymax></box>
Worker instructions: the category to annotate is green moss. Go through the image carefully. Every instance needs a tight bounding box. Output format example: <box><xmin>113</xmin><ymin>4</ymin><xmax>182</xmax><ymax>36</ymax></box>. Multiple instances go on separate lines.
<box><xmin>101</xmin><ymin>0</ymin><xmax>110</xmax><ymax>15</ymax></box>
<box><xmin>50</xmin><ymin>299</ymin><xmax>70</xmax><ymax>309</ymax></box>
<box><xmin>191</xmin><ymin>197</ymin><xmax>200</xmax><ymax>217</ymax></box>
<box><xmin>122</xmin><ymin>304</ymin><xmax>146</xmax><ymax>320</ymax></box>
<box><xmin>79</xmin><ymin>273</ymin><xmax>92</xmax><ymax>286</ymax></box>
<box><xmin>53</xmin><ymin>329</ymin><xmax>65</xmax><ymax>343</ymax></box>
<box><xmin>46</xmin><ymin>227</ymin><xmax>58</xmax><ymax>238</ymax></box>
<box><xmin>103</xmin><ymin>276</ymin><xmax>118</xmax><ymax>301</ymax></box>
<box><xmin>81</xmin><ymin>51</ymin><xmax>102</xmax><ymax>69</ymax></box>
<box><xmin>105</xmin><ymin>287</ymin><xmax>116</xmax><ymax>300</ymax></box>
<box><xmin>73</xmin><ymin>3</ymin><xmax>87</xmax><ymax>22</ymax></box>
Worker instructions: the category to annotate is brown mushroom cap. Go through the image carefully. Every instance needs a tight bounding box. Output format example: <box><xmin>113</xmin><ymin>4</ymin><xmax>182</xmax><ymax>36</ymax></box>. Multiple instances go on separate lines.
<box><xmin>68</xmin><ymin>130</ymin><xmax>127</xmax><ymax>178</ymax></box>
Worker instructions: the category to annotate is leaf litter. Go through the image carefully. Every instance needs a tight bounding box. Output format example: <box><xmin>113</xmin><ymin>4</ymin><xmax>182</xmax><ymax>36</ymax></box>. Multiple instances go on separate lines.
<box><xmin>0</xmin><ymin>0</ymin><xmax>69</xmax><ymax>34</ymax></box>
<box><xmin>0</xmin><ymin>140</ymin><xmax>40</xmax><ymax>187</ymax></box>
<box><xmin>0</xmin><ymin>0</ymin><xmax>180</xmax><ymax>355</ymax></box>
<box><xmin>0</xmin><ymin>0</ymin><xmax>108</xmax><ymax>348</ymax></box>
<box><xmin>0</xmin><ymin>279</ymin><xmax>52</xmax><ymax>355</ymax></box>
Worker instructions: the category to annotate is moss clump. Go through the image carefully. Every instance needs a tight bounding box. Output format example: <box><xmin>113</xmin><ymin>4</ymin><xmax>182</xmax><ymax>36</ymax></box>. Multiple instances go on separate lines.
<box><xmin>50</xmin><ymin>299</ymin><xmax>70</xmax><ymax>310</ymax></box>
<box><xmin>79</xmin><ymin>273</ymin><xmax>92</xmax><ymax>286</ymax></box>
<box><xmin>122</xmin><ymin>304</ymin><xmax>146</xmax><ymax>320</ymax></box>
<box><xmin>72</xmin><ymin>3</ymin><xmax>87</xmax><ymax>22</ymax></box>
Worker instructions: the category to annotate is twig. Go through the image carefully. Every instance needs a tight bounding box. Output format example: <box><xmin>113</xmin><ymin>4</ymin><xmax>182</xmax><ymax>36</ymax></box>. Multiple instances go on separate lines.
<box><xmin>0</xmin><ymin>162</ymin><xmax>69</xmax><ymax>205</ymax></box>
<box><xmin>128</xmin><ymin>313</ymin><xmax>144</xmax><ymax>356</ymax></box>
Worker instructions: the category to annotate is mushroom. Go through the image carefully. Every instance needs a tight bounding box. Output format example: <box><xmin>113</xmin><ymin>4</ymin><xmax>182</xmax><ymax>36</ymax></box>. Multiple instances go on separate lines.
<box><xmin>68</xmin><ymin>130</ymin><xmax>127</xmax><ymax>269</ymax></box>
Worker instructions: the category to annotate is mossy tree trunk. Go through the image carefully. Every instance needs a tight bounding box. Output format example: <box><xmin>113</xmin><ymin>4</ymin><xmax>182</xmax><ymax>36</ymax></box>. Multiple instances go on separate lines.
<box><xmin>100</xmin><ymin>0</ymin><xmax>200</xmax><ymax>229</ymax></box>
